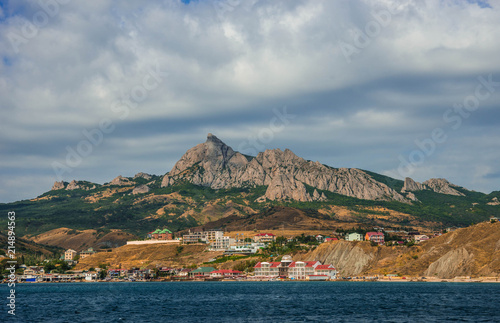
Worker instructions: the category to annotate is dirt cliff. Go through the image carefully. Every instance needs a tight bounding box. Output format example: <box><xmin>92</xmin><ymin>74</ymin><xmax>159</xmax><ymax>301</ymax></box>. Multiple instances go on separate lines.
<box><xmin>303</xmin><ymin>222</ymin><xmax>500</xmax><ymax>278</ymax></box>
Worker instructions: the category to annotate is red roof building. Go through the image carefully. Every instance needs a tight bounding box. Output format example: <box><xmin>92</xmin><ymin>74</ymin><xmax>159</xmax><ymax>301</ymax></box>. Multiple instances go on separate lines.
<box><xmin>365</xmin><ymin>232</ymin><xmax>385</xmax><ymax>244</ymax></box>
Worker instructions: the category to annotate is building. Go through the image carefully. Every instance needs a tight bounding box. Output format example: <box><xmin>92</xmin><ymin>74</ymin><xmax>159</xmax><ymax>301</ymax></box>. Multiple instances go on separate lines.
<box><xmin>288</xmin><ymin>260</ymin><xmax>321</xmax><ymax>279</ymax></box>
<box><xmin>209</xmin><ymin>269</ymin><xmax>244</xmax><ymax>278</ymax></box>
<box><xmin>253</xmin><ymin>233</ymin><xmax>276</xmax><ymax>243</ymax></box>
<box><xmin>190</xmin><ymin>267</ymin><xmax>216</xmax><ymax>278</ymax></box>
<box><xmin>183</xmin><ymin>229</ymin><xmax>221</xmax><ymax>244</ymax></box>
<box><xmin>85</xmin><ymin>272</ymin><xmax>98</xmax><ymax>281</ymax></box>
<box><xmin>313</xmin><ymin>264</ymin><xmax>337</xmax><ymax>279</ymax></box>
<box><xmin>414</xmin><ymin>235</ymin><xmax>430</xmax><ymax>243</ymax></box>
<box><xmin>151</xmin><ymin>228</ymin><xmax>173</xmax><ymax>240</ymax></box>
<box><xmin>365</xmin><ymin>232</ymin><xmax>385</xmax><ymax>244</ymax></box>
<box><xmin>79</xmin><ymin>247</ymin><xmax>95</xmax><ymax>259</ymax></box>
<box><xmin>254</xmin><ymin>255</ymin><xmax>337</xmax><ymax>280</ymax></box>
<box><xmin>64</xmin><ymin>249</ymin><xmax>77</xmax><ymax>261</ymax></box>
<box><xmin>325</xmin><ymin>237</ymin><xmax>338</xmax><ymax>242</ymax></box>
<box><xmin>210</xmin><ymin>236</ymin><xmax>236</xmax><ymax>251</ymax></box>
<box><xmin>345</xmin><ymin>233</ymin><xmax>363</xmax><ymax>241</ymax></box>
<box><xmin>183</xmin><ymin>230</ymin><xmax>207</xmax><ymax>244</ymax></box>
<box><xmin>205</xmin><ymin>230</ymin><xmax>223</xmax><ymax>242</ymax></box>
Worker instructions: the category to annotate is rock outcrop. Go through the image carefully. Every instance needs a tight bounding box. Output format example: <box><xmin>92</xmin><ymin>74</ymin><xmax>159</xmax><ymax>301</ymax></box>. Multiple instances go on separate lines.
<box><xmin>423</xmin><ymin>178</ymin><xmax>465</xmax><ymax>196</ymax></box>
<box><xmin>134</xmin><ymin>172</ymin><xmax>153</xmax><ymax>180</ymax></box>
<box><xmin>66</xmin><ymin>180</ymin><xmax>80</xmax><ymax>190</ymax></box>
<box><xmin>132</xmin><ymin>184</ymin><xmax>150</xmax><ymax>195</ymax></box>
<box><xmin>400</xmin><ymin>177</ymin><xmax>465</xmax><ymax>197</ymax></box>
<box><xmin>51</xmin><ymin>181</ymin><xmax>66</xmax><ymax>190</ymax></box>
<box><xmin>488</xmin><ymin>197</ymin><xmax>500</xmax><ymax>206</ymax></box>
<box><xmin>401</xmin><ymin>177</ymin><xmax>425</xmax><ymax>192</ymax></box>
<box><xmin>162</xmin><ymin>134</ymin><xmax>408</xmax><ymax>203</ymax></box>
<box><xmin>109</xmin><ymin>175</ymin><xmax>132</xmax><ymax>186</ymax></box>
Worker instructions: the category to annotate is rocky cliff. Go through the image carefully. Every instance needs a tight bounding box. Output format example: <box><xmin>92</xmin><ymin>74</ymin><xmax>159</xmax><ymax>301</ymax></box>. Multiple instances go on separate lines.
<box><xmin>161</xmin><ymin>134</ymin><xmax>408</xmax><ymax>203</ymax></box>
<box><xmin>401</xmin><ymin>177</ymin><xmax>465</xmax><ymax>197</ymax></box>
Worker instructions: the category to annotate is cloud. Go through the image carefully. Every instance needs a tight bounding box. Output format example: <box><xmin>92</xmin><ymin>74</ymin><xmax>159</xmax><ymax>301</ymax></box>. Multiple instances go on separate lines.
<box><xmin>0</xmin><ymin>0</ymin><xmax>499</xmax><ymax>202</ymax></box>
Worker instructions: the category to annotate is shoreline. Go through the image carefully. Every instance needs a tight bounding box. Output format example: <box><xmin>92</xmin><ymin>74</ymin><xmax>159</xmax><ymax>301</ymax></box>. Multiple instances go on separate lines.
<box><xmin>5</xmin><ymin>276</ymin><xmax>500</xmax><ymax>284</ymax></box>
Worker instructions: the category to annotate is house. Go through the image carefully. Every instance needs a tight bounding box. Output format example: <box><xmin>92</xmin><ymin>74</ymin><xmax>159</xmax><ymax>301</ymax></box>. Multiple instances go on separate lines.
<box><xmin>210</xmin><ymin>269</ymin><xmax>243</xmax><ymax>278</ymax></box>
<box><xmin>177</xmin><ymin>268</ymin><xmax>192</xmax><ymax>277</ymax></box>
<box><xmin>315</xmin><ymin>235</ymin><xmax>324</xmax><ymax>242</ymax></box>
<box><xmin>414</xmin><ymin>235</ymin><xmax>429</xmax><ymax>243</ymax></box>
<box><xmin>365</xmin><ymin>232</ymin><xmax>385</xmax><ymax>244</ymax></box>
<box><xmin>151</xmin><ymin>228</ymin><xmax>173</xmax><ymax>240</ymax></box>
<box><xmin>85</xmin><ymin>272</ymin><xmax>98</xmax><ymax>281</ymax></box>
<box><xmin>325</xmin><ymin>237</ymin><xmax>338</xmax><ymax>243</ymax></box>
<box><xmin>253</xmin><ymin>233</ymin><xmax>276</xmax><ymax>243</ymax></box>
<box><xmin>107</xmin><ymin>269</ymin><xmax>129</xmax><ymax>278</ymax></box>
<box><xmin>79</xmin><ymin>247</ymin><xmax>95</xmax><ymax>259</ymax></box>
<box><xmin>345</xmin><ymin>233</ymin><xmax>363</xmax><ymax>241</ymax></box>
<box><xmin>190</xmin><ymin>267</ymin><xmax>216</xmax><ymax>278</ymax></box>
<box><xmin>23</xmin><ymin>266</ymin><xmax>44</xmax><ymax>275</ymax></box>
<box><xmin>64</xmin><ymin>249</ymin><xmax>78</xmax><ymax>261</ymax></box>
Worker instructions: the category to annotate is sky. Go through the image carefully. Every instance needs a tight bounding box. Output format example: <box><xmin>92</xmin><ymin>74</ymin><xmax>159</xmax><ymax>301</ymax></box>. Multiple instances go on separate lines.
<box><xmin>0</xmin><ymin>0</ymin><xmax>499</xmax><ymax>203</ymax></box>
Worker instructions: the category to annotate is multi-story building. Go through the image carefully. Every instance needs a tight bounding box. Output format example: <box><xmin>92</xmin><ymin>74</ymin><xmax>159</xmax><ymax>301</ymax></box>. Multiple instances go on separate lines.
<box><xmin>254</xmin><ymin>256</ymin><xmax>337</xmax><ymax>280</ymax></box>
<box><xmin>345</xmin><ymin>232</ymin><xmax>363</xmax><ymax>241</ymax></box>
<box><xmin>253</xmin><ymin>233</ymin><xmax>276</xmax><ymax>243</ymax></box>
<box><xmin>79</xmin><ymin>247</ymin><xmax>95</xmax><ymax>259</ymax></box>
<box><xmin>183</xmin><ymin>229</ymin><xmax>223</xmax><ymax>244</ymax></box>
<box><xmin>205</xmin><ymin>230</ymin><xmax>223</xmax><ymax>242</ymax></box>
<box><xmin>64</xmin><ymin>249</ymin><xmax>77</xmax><ymax>261</ymax></box>
<box><xmin>210</xmin><ymin>236</ymin><xmax>235</xmax><ymax>251</ymax></box>
<box><xmin>365</xmin><ymin>232</ymin><xmax>385</xmax><ymax>244</ymax></box>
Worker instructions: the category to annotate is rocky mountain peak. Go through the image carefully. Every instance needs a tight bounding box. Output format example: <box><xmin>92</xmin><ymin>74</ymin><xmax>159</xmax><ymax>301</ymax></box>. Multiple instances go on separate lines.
<box><xmin>423</xmin><ymin>178</ymin><xmax>465</xmax><ymax>196</ymax></box>
<box><xmin>52</xmin><ymin>181</ymin><xmax>66</xmax><ymax>190</ymax></box>
<box><xmin>162</xmin><ymin>134</ymin><xmax>409</xmax><ymax>203</ymax></box>
<box><xmin>402</xmin><ymin>177</ymin><xmax>425</xmax><ymax>192</ymax></box>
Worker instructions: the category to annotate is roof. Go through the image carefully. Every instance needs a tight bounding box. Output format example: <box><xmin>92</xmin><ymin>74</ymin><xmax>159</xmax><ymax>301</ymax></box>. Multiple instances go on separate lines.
<box><xmin>191</xmin><ymin>267</ymin><xmax>216</xmax><ymax>273</ymax></box>
<box><xmin>160</xmin><ymin>229</ymin><xmax>172</xmax><ymax>234</ymax></box>
<box><xmin>366</xmin><ymin>232</ymin><xmax>384</xmax><ymax>237</ymax></box>
<box><xmin>325</xmin><ymin>237</ymin><xmax>338</xmax><ymax>241</ymax></box>
<box><xmin>254</xmin><ymin>233</ymin><xmax>275</xmax><ymax>237</ymax></box>
<box><xmin>211</xmin><ymin>270</ymin><xmax>243</xmax><ymax>274</ymax></box>
<box><xmin>315</xmin><ymin>265</ymin><xmax>335</xmax><ymax>270</ymax></box>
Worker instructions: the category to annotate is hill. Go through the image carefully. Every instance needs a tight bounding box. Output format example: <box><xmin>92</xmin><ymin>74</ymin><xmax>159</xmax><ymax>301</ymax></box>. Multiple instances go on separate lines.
<box><xmin>24</xmin><ymin>228</ymin><xmax>138</xmax><ymax>251</ymax></box>
<box><xmin>303</xmin><ymin>221</ymin><xmax>500</xmax><ymax>278</ymax></box>
<box><xmin>1</xmin><ymin>134</ymin><xmax>499</xmax><ymax>240</ymax></box>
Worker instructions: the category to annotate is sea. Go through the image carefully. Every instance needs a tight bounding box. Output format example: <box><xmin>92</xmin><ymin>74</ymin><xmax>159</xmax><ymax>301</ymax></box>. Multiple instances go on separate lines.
<box><xmin>1</xmin><ymin>281</ymin><xmax>499</xmax><ymax>322</ymax></box>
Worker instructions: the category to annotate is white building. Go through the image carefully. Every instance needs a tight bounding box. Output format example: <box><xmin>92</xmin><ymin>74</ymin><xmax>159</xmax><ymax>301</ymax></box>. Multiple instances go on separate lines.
<box><xmin>345</xmin><ymin>233</ymin><xmax>363</xmax><ymax>241</ymax></box>
<box><xmin>210</xmin><ymin>236</ymin><xmax>236</xmax><ymax>251</ymax></box>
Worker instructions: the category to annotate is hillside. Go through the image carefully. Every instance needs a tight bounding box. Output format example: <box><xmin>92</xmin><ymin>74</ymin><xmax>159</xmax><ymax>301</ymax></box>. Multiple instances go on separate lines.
<box><xmin>1</xmin><ymin>134</ymin><xmax>499</xmax><ymax>240</ymax></box>
<box><xmin>303</xmin><ymin>221</ymin><xmax>500</xmax><ymax>278</ymax></box>
<box><xmin>74</xmin><ymin>244</ymin><xmax>221</xmax><ymax>270</ymax></box>
<box><xmin>24</xmin><ymin>228</ymin><xmax>138</xmax><ymax>251</ymax></box>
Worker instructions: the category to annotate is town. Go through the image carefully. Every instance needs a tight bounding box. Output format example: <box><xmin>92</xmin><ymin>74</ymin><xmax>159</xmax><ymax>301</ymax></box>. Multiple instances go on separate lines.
<box><xmin>4</xmin><ymin>220</ymin><xmax>477</xmax><ymax>284</ymax></box>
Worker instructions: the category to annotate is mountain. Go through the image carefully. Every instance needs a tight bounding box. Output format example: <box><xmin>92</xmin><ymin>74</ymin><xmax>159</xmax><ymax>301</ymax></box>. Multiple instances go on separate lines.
<box><xmin>162</xmin><ymin>134</ymin><xmax>408</xmax><ymax>203</ymax></box>
<box><xmin>0</xmin><ymin>134</ymin><xmax>499</xmax><ymax>241</ymax></box>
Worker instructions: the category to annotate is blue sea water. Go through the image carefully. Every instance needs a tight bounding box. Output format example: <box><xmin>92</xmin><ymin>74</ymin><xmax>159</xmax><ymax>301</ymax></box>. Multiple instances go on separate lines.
<box><xmin>1</xmin><ymin>281</ymin><xmax>499</xmax><ymax>322</ymax></box>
